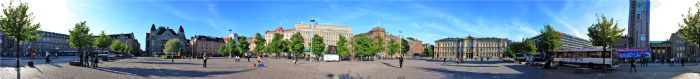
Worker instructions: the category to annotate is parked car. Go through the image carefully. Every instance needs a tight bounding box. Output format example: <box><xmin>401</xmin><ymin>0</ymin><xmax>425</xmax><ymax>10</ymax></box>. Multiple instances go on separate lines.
<box><xmin>323</xmin><ymin>54</ymin><xmax>340</xmax><ymax>62</ymax></box>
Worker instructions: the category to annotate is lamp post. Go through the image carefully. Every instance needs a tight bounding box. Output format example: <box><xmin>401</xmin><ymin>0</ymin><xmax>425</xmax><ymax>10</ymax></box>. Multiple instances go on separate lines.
<box><xmin>228</xmin><ymin>29</ymin><xmax>232</xmax><ymax>58</ymax></box>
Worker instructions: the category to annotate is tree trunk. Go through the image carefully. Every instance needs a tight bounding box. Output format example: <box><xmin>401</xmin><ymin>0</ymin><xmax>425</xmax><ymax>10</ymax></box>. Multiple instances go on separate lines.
<box><xmin>15</xmin><ymin>42</ymin><xmax>20</xmax><ymax>79</ymax></box>
<box><xmin>602</xmin><ymin>46</ymin><xmax>607</xmax><ymax>72</ymax></box>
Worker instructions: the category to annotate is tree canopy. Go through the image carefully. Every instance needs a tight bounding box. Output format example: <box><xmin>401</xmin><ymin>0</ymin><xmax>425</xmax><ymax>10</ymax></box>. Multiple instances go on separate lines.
<box><xmin>336</xmin><ymin>35</ymin><xmax>350</xmax><ymax>59</ymax></box>
<box><xmin>680</xmin><ymin>2</ymin><xmax>700</xmax><ymax>47</ymax></box>
<box><xmin>163</xmin><ymin>38</ymin><xmax>182</xmax><ymax>55</ymax></box>
<box><xmin>587</xmin><ymin>15</ymin><xmax>624</xmax><ymax>49</ymax></box>
<box><xmin>68</xmin><ymin>21</ymin><xmax>92</xmax><ymax>50</ymax></box>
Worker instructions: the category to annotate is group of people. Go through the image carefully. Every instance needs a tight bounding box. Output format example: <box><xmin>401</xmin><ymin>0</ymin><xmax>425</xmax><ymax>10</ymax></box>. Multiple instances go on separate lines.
<box><xmin>667</xmin><ymin>58</ymin><xmax>688</xmax><ymax>66</ymax></box>
<box><xmin>79</xmin><ymin>52</ymin><xmax>99</xmax><ymax>67</ymax></box>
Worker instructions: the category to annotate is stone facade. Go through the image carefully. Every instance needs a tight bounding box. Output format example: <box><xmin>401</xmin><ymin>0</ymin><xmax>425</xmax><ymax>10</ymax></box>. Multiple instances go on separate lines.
<box><xmin>407</xmin><ymin>37</ymin><xmax>424</xmax><ymax>56</ymax></box>
<box><xmin>189</xmin><ymin>35</ymin><xmax>223</xmax><ymax>57</ymax></box>
<box><xmin>670</xmin><ymin>32</ymin><xmax>699</xmax><ymax>62</ymax></box>
<box><xmin>434</xmin><ymin>36</ymin><xmax>509</xmax><ymax>59</ymax></box>
<box><xmin>145</xmin><ymin>24</ymin><xmax>187</xmax><ymax>57</ymax></box>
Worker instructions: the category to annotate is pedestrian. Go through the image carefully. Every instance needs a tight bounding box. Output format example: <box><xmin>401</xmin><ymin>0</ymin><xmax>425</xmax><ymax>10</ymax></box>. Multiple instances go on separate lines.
<box><xmin>399</xmin><ymin>57</ymin><xmax>404</xmax><ymax>68</ymax></box>
<box><xmin>45</xmin><ymin>52</ymin><xmax>51</xmax><ymax>63</ymax></box>
<box><xmin>671</xmin><ymin>58</ymin><xmax>675</xmax><ymax>66</ymax></box>
<box><xmin>235</xmin><ymin>56</ymin><xmax>240</xmax><ymax>62</ymax></box>
<box><xmin>247</xmin><ymin>55</ymin><xmax>251</xmax><ymax>62</ymax></box>
<box><xmin>681</xmin><ymin>58</ymin><xmax>686</xmax><ymax>66</ymax></box>
<box><xmin>93</xmin><ymin>52</ymin><xmax>99</xmax><ymax>67</ymax></box>
<box><xmin>630</xmin><ymin>59</ymin><xmax>637</xmax><ymax>73</ymax></box>
<box><xmin>203</xmin><ymin>53</ymin><xmax>208</xmax><ymax>68</ymax></box>
<box><xmin>443</xmin><ymin>58</ymin><xmax>447</xmax><ymax>64</ymax></box>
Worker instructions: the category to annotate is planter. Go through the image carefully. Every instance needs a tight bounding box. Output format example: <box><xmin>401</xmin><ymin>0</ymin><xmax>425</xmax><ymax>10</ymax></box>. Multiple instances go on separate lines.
<box><xmin>69</xmin><ymin>61</ymin><xmax>81</xmax><ymax>66</ymax></box>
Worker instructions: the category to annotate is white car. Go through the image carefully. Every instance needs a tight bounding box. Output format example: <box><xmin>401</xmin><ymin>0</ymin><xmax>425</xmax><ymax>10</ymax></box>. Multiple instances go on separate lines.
<box><xmin>323</xmin><ymin>54</ymin><xmax>340</xmax><ymax>62</ymax></box>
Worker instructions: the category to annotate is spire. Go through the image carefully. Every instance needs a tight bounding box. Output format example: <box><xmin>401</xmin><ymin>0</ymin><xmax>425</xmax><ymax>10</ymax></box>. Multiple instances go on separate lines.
<box><xmin>178</xmin><ymin>25</ymin><xmax>184</xmax><ymax>33</ymax></box>
<box><xmin>150</xmin><ymin>24</ymin><xmax>156</xmax><ymax>31</ymax></box>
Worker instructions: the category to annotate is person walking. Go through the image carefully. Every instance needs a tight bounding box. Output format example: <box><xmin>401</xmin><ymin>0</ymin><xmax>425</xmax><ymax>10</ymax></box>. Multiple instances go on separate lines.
<box><xmin>45</xmin><ymin>52</ymin><xmax>51</xmax><ymax>64</ymax></box>
<box><xmin>93</xmin><ymin>52</ymin><xmax>98</xmax><ymax>67</ymax></box>
<box><xmin>681</xmin><ymin>58</ymin><xmax>686</xmax><ymax>66</ymax></box>
<box><xmin>630</xmin><ymin>59</ymin><xmax>637</xmax><ymax>73</ymax></box>
<box><xmin>443</xmin><ymin>58</ymin><xmax>447</xmax><ymax>64</ymax></box>
<box><xmin>399</xmin><ymin>57</ymin><xmax>404</xmax><ymax>68</ymax></box>
<box><xmin>235</xmin><ymin>56</ymin><xmax>240</xmax><ymax>62</ymax></box>
<box><xmin>203</xmin><ymin>53</ymin><xmax>208</xmax><ymax>68</ymax></box>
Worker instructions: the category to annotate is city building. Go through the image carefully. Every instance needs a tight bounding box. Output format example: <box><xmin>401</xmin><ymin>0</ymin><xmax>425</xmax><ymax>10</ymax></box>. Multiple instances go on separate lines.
<box><xmin>628</xmin><ymin>0</ymin><xmax>650</xmax><ymax>48</ymax></box>
<box><xmin>650</xmin><ymin>41</ymin><xmax>671</xmax><ymax>62</ymax></box>
<box><xmin>27</xmin><ymin>31</ymin><xmax>76</xmax><ymax>56</ymax></box>
<box><xmin>670</xmin><ymin>32</ymin><xmax>699</xmax><ymax>62</ymax></box>
<box><xmin>265</xmin><ymin>23</ymin><xmax>353</xmax><ymax>54</ymax></box>
<box><xmin>356</xmin><ymin>27</ymin><xmax>400</xmax><ymax>58</ymax></box>
<box><xmin>189</xmin><ymin>35</ymin><xmax>224</xmax><ymax>57</ymax></box>
<box><xmin>407</xmin><ymin>37</ymin><xmax>424</xmax><ymax>56</ymax></box>
<box><xmin>0</xmin><ymin>31</ymin><xmax>76</xmax><ymax>57</ymax></box>
<box><xmin>145</xmin><ymin>24</ymin><xmax>187</xmax><ymax>57</ymax></box>
<box><xmin>531</xmin><ymin>32</ymin><xmax>594</xmax><ymax>50</ymax></box>
<box><xmin>434</xmin><ymin>38</ymin><xmax>462</xmax><ymax>59</ymax></box>
<box><xmin>434</xmin><ymin>36</ymin><xmax>509</xmax><ymax>59</ymax></box>
<box><xmin>108</xmin><ymin>33</ymin><xmax>142</xmax><ymax>56</ymax></box>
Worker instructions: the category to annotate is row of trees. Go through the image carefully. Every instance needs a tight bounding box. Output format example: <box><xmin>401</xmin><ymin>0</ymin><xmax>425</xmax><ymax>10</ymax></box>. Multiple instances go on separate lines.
<box><xmin>239</xmin><ymin>31</ymin><xmax>415</xmax><ymax>62</ymax></box>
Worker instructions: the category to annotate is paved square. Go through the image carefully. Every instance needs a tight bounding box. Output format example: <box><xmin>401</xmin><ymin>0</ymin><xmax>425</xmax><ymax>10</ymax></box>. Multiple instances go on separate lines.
<box><xmin>1</xmin><ymin>57</ymin><xmax>698</xmax><ymax>79</ymax></box>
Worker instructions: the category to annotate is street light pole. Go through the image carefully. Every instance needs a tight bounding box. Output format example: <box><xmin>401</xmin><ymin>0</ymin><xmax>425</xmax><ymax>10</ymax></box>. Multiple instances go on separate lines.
<box><xmin>228</xmin><ymin>29</ymin><xmax>232</xmax><ymax>59</ymax></box>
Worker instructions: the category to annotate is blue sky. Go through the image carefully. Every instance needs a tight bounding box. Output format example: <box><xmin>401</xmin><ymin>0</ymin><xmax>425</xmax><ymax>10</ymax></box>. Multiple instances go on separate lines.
<box><xmin>4</xmin><ymin>0</ymin><xmax>695</xmax><ymax>50</ymax></box>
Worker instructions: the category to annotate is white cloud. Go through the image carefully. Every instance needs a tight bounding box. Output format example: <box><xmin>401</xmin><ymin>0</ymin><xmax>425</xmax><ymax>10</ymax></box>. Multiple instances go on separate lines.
<box><xmin>650</xmin><ymin>0</ymin><xmax>700</xmax><ymax>41</ymax></box>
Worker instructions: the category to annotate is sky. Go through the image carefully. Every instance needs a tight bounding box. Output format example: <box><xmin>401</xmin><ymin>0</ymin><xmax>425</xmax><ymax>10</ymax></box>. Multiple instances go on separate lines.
<box><xmin>0</xmin><ymin>0</ymin><xmax>696</xmax><ymax>50</ymax></box>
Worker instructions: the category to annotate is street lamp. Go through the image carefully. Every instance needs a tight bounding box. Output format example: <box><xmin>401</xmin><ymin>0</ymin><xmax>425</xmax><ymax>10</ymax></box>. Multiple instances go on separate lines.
<box><xmin>228</xmin><ymin>29</ymin><xmax>232</xmax><ymax>58</ymax></box>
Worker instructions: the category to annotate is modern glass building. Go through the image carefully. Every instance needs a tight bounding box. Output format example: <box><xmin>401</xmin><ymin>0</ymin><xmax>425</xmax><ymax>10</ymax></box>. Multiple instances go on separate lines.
<box><xmin>628</xmin><ymin>0</ymin><xmax>650</xmax><ymax>49</ymax></box>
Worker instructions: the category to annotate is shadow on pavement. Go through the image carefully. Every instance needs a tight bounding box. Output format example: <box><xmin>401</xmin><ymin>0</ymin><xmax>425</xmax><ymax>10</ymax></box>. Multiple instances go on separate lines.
<box><xmin>419</xmin><ymin>65</ymin><xmax>545</xmax><ymax>79</ymax></box>
<box><xmin>443</xmin><ymin>64</ymin><xmax>499</xmax><ymax>67</ymax></box>
<box><xmin>95</xmin><ymin>67</ymin><xmax>252</xmax><ymax>77</ymax></box>
<box><xmin>132</xmin><ymin>61</ymin><xmax>202</xmax><ymax>65</ymax></box>
<box><xmin>325</xmin><ymin>71</ymin><xmax>365</xmax><ymax>79</ymax></box>
<box><xmin>379</xmin><ymin>62</ymin><xmax>399</xmax><ymax>68</ymax></box>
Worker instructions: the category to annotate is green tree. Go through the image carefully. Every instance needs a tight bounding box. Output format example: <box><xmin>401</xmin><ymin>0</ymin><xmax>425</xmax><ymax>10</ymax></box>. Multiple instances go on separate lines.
<box><xmin>268</xmin><ymin>33</ymin><xmax>283</xmax><ymax>58</ymax></box>
<box><xmin>311</xmin><ymin>34</ymin><xmax>326</xmax><ymax>61</ymax></box>
<box><xmin>68</xmin><ymin>21</ymin><xmax>91</xmax><ymax>66</ymax></box>
<box><xmin>538</xmin><ymin>25</ymin><xmax>561</xmax><ymax>69</ymax></box>
<box><xmin>353</xmin><ymin>35</ymin><xmax>382</xmax><ymax>60</ymax></box>
<box><xmin>680</xmin><ymin>2</ymin><xmax>700</xmax><ymax>73</ymax></box>
<box><xmin>110</xmin><ymin>40</ymin><xmax>123</xmax><ymax>54</ymax></box>
<box><xmin>121</xmin><ymin>43</ymin><xmax>131</xmax><ymax>56</ymax></box>
<box><xmin>93</xmin><ymin>31</ymin><xmax>112</xmax><ymax>57</ymax></box>
<box><xmin>236</xmin><ymin>36</ymin><xmax>250</xmax><ymax>57</ymax></box>
<box><xmin>423</xmin><ymin>44</ymin><xmax>434</xmax><ymax>57</ymax></box>
<box><xmin>283</xmin><ymin>39</ymin><xmax>293</xmax><ymax>58</ymax></box>
<box><xmin>226</xmin><ymin>37</ymin><xmax>237</xmax><ymax>57</ymax></box>
<box><xmin>400</xmin><ymin>38</ymin><xmax>410</xmax><ymax>57</ymax></box>
<box><xmin>587</xmin><ymin>15</ymin><xmax>624</xmax><ymax>72</ymax></box>
<box><xmin>370</xmin><ymin>36</ymin><xmax>384</xmax><ymax>58</ymax></box>
<box><xmin>218</xmin><ymin>44</ymin><xmax>230</xmax><ymax>56</ymax></box>
<box><xmin>336</xmin><ymin>35</ymin><xmax>350</xmax><ymax>60</ymax></box>
<box><xmin>290</xmin><ymin>32</ymin><xmax>305</xmax><ymax>64</ymax></box>
<box><xmin>253</xmin><ymin>33</ymin><xmax>265</xmax><ymax>58</ymax></box>
<box><xmin>522</xmin><ymin>39</ymin><xmax>537</xmax><ymax>55</ymax></box>
<box><xmin>0</xmin><ymin>2</ymin><xmax>43</xmax><ymax>77</ymax></box>
<box><xmin>164</xmin><ymin>38</ymin><xmax>182</xmax><ymax>62</ymax></box>
<box><xmin>505</xmin><ymin>42</ymin><xmax>522</xmax><ymax>58</ymax></box>
<box><xmin>387</xmin><ymin>39</ymin><xmax>399</xmax><ymax>58</ymax></box>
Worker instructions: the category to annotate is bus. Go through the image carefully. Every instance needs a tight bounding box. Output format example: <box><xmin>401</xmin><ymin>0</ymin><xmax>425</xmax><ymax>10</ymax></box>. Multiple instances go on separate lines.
<box><xmin>552</xmin><ymin>48</ymin><xmax>618</xmax><ymax>68</ymax></box>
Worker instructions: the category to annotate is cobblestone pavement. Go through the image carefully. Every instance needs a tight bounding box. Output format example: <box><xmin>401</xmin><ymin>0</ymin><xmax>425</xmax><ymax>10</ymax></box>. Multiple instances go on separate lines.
<box><xmin>1</xmin><ymin>57</ymin><xmax>698</xmax><ymax>79</ymax></box>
